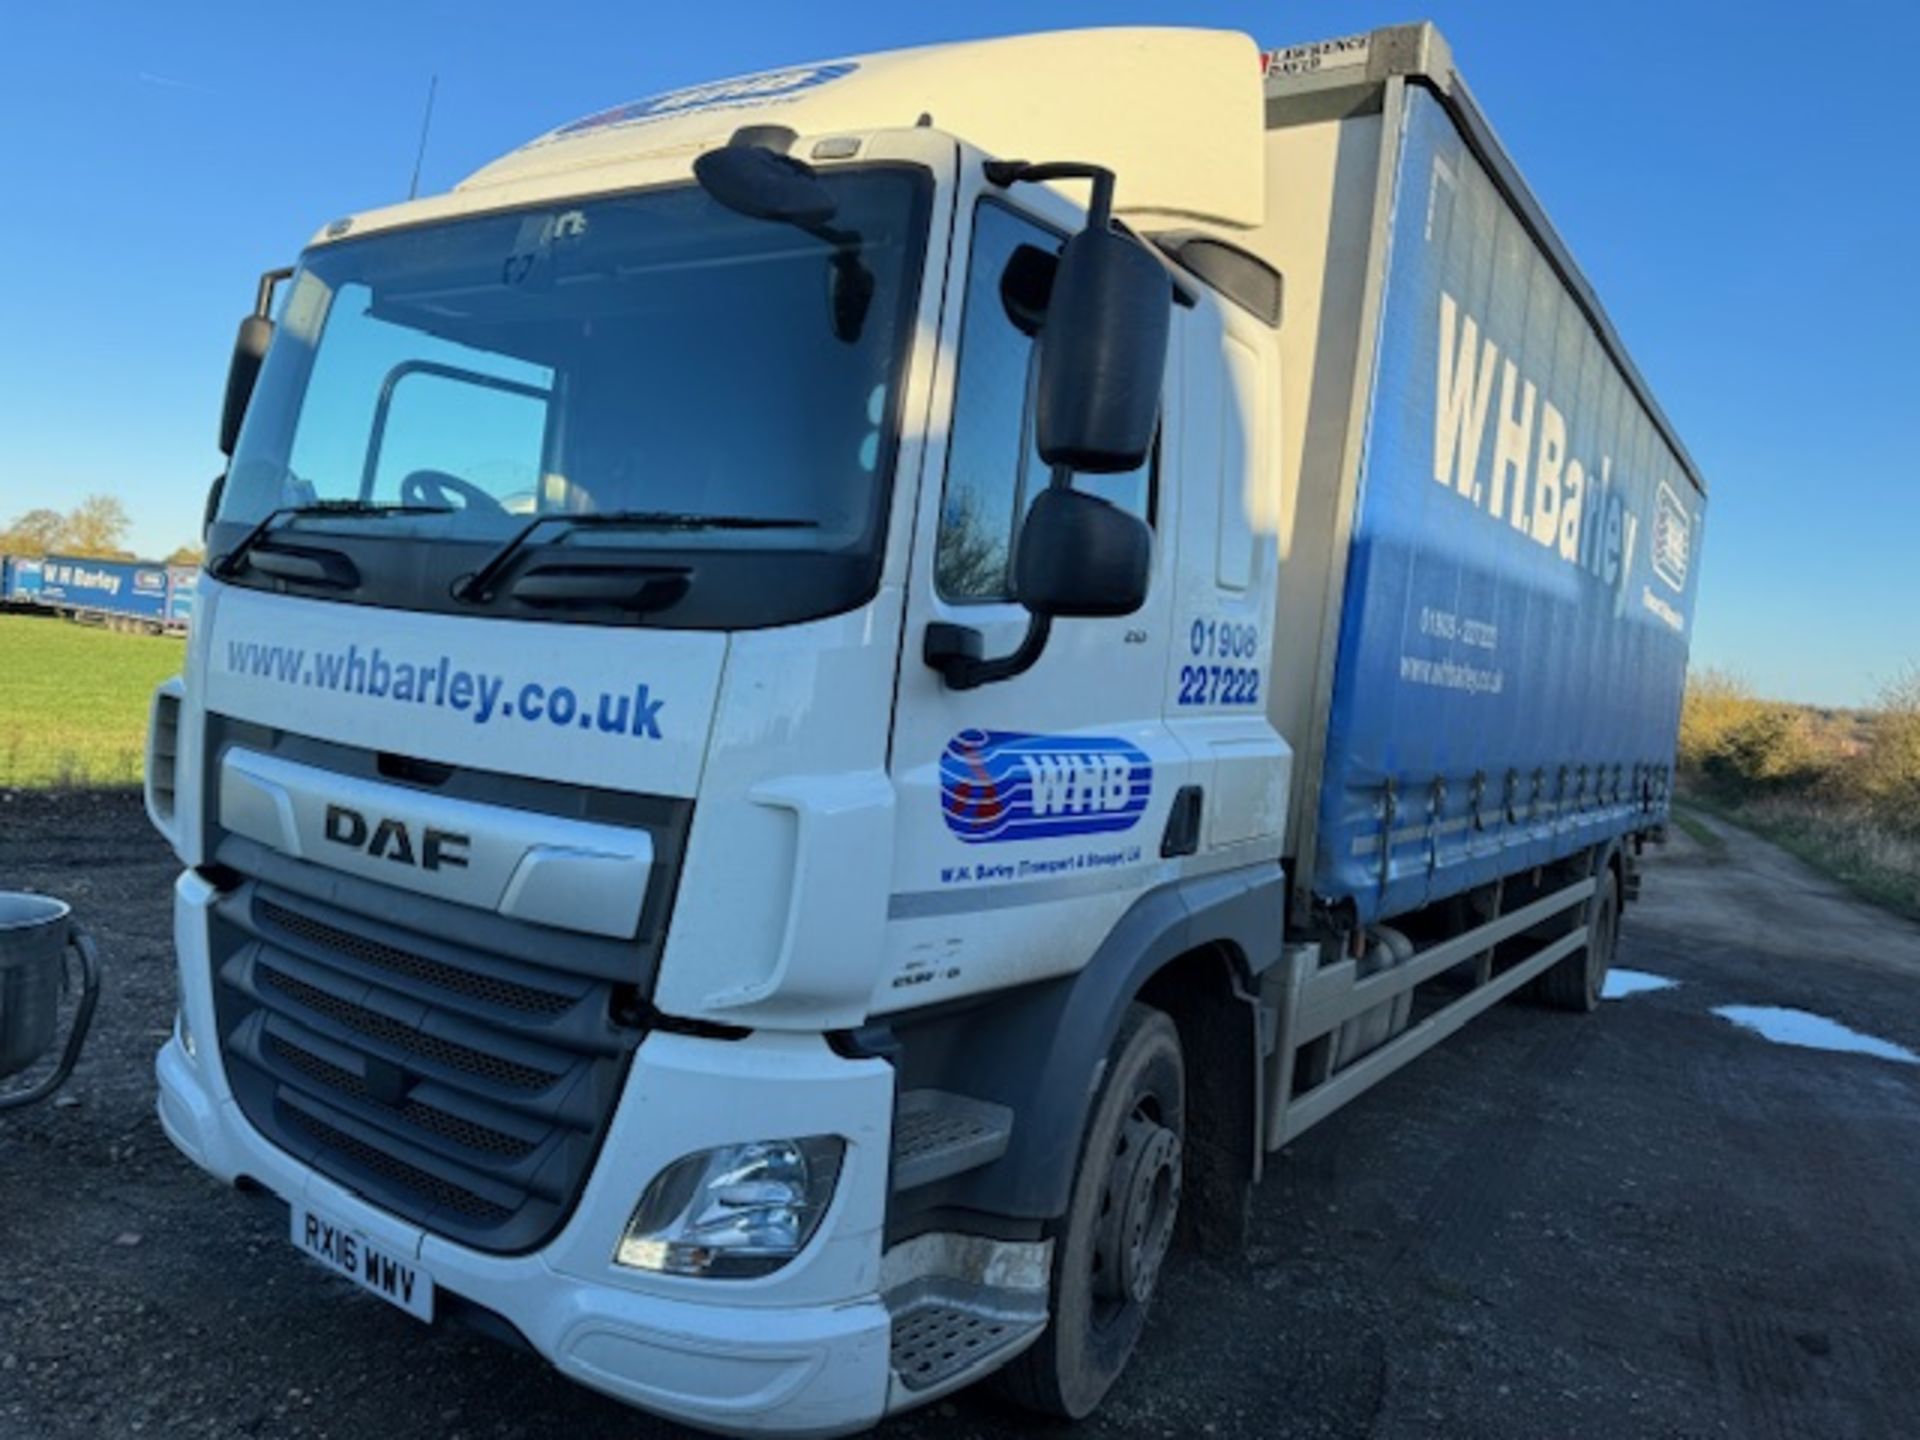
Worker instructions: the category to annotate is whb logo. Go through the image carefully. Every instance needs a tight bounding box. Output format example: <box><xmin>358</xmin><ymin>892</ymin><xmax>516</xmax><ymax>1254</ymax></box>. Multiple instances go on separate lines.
<box><xmin>940</xmin><ymin>730</ymin><xmax>1151</xmax><ymax>845</ymax></box>
<box><xmin>554</xmin><ymin>62</ymin><xmax>858</xmax><ymax>137</ymax></box>
<box><xmin>1651</xmin><ymin>481</ymin><xmax>1691</xmax><ymax>591</ymax></box>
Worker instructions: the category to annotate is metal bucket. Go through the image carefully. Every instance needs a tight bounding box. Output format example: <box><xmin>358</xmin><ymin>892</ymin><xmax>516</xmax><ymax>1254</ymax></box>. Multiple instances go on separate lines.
<box><xmin>0</xmin><ymin>893</ymin><xmax>101</xmax><ymax>1110</ymax></box>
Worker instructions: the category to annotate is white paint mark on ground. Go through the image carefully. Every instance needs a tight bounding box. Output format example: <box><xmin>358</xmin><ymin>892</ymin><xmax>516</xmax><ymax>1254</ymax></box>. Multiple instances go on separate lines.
<box><xmin>1712</xmin><ymin>1006</ymin><xmax>1920</xmax><ymax>1066</ymax></box>
<box><xmin>1603</xmin><ymin>969</ymin><xmax>1679</xmax><ymax>1000</ymax></box>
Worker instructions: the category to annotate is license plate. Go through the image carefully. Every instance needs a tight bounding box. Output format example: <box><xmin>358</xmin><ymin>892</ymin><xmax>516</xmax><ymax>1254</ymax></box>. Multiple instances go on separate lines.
<box><xmin>290</xmin><ymin>1202</ymin><xmax>434</xmax><ymax>1322</ymax></box>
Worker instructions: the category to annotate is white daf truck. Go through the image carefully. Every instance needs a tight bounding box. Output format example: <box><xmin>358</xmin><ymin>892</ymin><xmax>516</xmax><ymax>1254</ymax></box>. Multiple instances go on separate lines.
<box><xmin>148</xmin><ymin>24</ymin><xmax>1705</xmax><ymax>1434</ymax></box>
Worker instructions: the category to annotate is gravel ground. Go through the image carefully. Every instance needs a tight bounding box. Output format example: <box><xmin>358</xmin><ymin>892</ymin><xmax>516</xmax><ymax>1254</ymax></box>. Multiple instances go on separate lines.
<box><xmin>4</xmin><ymin>790</ymin><xmax>1919</xmax><ymax>1439</ymax></box>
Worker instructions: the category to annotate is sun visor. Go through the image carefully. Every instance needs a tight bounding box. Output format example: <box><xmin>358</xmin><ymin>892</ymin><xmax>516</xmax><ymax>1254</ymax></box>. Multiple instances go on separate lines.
<box><xmin>462</xmin><ymin>28</ymin><xmax>1266</xmax><ymax>229</ymax></box>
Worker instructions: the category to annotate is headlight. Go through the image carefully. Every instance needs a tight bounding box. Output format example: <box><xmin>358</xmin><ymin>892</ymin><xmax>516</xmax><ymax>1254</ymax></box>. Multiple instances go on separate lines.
<box><xmin>614</xmin><ymin>1136</ymin><xmax>845</xmax><ymax>1278</ymax></box>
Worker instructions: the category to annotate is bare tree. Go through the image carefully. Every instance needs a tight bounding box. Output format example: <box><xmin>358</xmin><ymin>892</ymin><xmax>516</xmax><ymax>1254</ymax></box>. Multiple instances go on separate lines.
<box><xmin>935</xmin><ymin>489</ymin><xmax>1011</xmax><ymax>600</ymax></box>
<box><xmin>0</xmin><ymin>507</ymin><xmax>67</xmax><ymax>556</ymax></box>
<box><xmin>57</xmin><ymin>495</ymin><xmax>133</xmax><ymax>558</ymax></box>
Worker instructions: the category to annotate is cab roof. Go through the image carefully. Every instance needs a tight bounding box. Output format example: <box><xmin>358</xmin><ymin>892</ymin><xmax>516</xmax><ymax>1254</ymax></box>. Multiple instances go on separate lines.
<box><xmin>459</xmin><ymin>28</ymin><xmax>1267</xmax><ymax>229</ymax></box>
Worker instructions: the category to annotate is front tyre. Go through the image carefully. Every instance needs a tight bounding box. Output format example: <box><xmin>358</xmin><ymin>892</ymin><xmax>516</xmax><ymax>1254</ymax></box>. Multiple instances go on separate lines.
<box><xmin>998</xmin><ymin>1003</ymin><xmax>1185</xmax><ymax>1419</ymax></box>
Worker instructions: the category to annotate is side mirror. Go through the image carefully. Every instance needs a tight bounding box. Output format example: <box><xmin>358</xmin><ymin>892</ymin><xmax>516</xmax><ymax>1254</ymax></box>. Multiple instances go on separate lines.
<box><xmin>218</xmin><ymin>314</ymin><xmax>273</xmax><ymax>457</ymax></box>
<box><xmin>1015</xmin><ymin>485</ymin><xmax>1151</xmax><ymax>618</ymax></box>
<box><xmin>693</xmin><ymin>136</ymin><xmax>837</xmax><ymax>227</ymax></box>
<box><xmin>1034</xmin><ymin>225</ymin><xmax>1171</xmax><ymax>473</ymax></box>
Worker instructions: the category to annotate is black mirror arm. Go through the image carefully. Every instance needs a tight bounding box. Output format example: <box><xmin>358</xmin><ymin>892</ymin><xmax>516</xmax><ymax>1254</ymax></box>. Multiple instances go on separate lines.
<box><xmin>984</xmin><ymin>161</ymin><xmax>1197</xmax><ymax>311</ymax></box>
<box><xmin>254</xmin><ymin>266</ymin><xmax>294</xmax><ymax>318</ymax></box>
<box><xmin>983</xmin><ymin>160</ymin><xmax>1116</xmax><ymax>229</ymax></box>
<box><xmin>925</xmin><ymin>614</ymin><xmax>1053</xmax><ymax>692</ymax></box>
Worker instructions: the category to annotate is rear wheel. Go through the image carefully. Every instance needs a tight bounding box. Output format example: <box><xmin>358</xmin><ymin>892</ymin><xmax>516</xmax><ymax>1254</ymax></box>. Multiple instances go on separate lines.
<box><xmin>1538</xmin><ymin>864</ymin><xmax>1620</xmax><ymax>1012</ymax></box>
<box><xmin>997</xmin><ymin>1003</ymin><xmax>1184</xmax><ymax>1419</ymax></box>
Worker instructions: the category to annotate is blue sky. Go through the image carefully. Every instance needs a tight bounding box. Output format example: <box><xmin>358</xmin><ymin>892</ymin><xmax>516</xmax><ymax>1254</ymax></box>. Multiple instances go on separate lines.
<box><xmin>0</xmin><ymin>0</ymin><xmax>1913</xmax><ymax>706</ymax></box>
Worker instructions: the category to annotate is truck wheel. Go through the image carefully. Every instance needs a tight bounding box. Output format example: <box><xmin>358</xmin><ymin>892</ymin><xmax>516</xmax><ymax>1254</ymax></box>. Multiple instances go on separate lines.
<box><xmin>997</xmin><ymin>1003</ymin><xmax>1184</xmax><ymax>1418</ymax></box>
<box><xmin>1538</xmin><ymin>866</ymin><xmax>1619</xmax><ymax>1012</ymax></box>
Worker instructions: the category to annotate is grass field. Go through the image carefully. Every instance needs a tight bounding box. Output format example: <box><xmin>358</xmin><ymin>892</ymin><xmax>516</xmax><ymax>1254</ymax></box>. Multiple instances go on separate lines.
<box><xmin>0</xmin><ymin>613</ymin><xmax>184</xmax><ymax>789</ymax></box>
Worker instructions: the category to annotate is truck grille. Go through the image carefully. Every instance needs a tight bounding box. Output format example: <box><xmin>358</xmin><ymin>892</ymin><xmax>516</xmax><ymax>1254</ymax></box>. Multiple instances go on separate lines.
<box><xmin>256</xmin><ymin>900</ymin><xmax>578</xmax><ymax>1016</ymax></box>
<box><xmin>212</xmin><ymin>881</ymin><xmax>646</xmax><ymax>1254</ymax></box>
<box><xmin>256</xmin><ymin>964</ymin><xmax>563</xmax><ymax>1091</ymax></box>
<box><xmin>262</xmin><ymin>1034</ymin><xmax>540</xmax><ymax>1160</ymax></box>
<box><xmin>285</xmin><ymin>1107</ymin><xmax>516</xmax><ymax>1224</ymax></box>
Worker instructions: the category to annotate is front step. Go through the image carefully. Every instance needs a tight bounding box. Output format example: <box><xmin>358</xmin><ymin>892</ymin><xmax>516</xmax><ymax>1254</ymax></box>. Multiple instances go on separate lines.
<box><xmin>891</xmin><ymin>1089</ymin><xmax>1013</xmax><ymax>1192</ymax></box>
<box><xmin>881</xmin><ymin>1233</ymin><xmax>1052</xmax><ymax>1408</ymax></box>
<box><xmin>888</xmin><ymin>1289</ymin><xmax>1045</xmax><ymax>1396</ymax></box>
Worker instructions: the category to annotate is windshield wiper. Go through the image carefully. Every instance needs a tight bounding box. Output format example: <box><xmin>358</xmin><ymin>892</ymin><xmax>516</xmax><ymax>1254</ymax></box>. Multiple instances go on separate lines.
<box><xmin>453</xmin><ymin>510</ymin><xmax>820</xmax><ymax>604</ymax></box>
<box><xmin>211</xmin><ymin>500</ymin><xmax>451</xmax><ymax>580</ymax></box>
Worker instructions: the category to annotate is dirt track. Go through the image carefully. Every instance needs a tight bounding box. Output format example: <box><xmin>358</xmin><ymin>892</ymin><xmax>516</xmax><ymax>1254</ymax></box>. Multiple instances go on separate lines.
<box><xmin>3</xmin><ymin>792</ymin><xmax>1919</xmax><ymax>1438</ymax></box>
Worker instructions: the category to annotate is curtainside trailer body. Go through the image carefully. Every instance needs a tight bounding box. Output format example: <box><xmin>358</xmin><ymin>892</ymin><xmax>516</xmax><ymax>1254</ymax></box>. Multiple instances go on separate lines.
<box><xmin>27</xmin><ymin>555</ymin><xmax>196</xmax><ymax>633</ymax></box>
<box><xmin>1250</xmin><ymin>37</ymin><xmax>1706</xmax><ymax>928</ymax></box>
<box><xmin>0</xmin><ymin>556</ymin><xmax>43</xmax><ymax>604</ymax></box>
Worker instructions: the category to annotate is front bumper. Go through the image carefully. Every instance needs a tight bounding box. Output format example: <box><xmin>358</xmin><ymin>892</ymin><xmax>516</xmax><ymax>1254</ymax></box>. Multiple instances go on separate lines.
<box><xmin>158</xmin><ymin>871</ymin><xmax>898</xmax><ymax>1437</ymax></box>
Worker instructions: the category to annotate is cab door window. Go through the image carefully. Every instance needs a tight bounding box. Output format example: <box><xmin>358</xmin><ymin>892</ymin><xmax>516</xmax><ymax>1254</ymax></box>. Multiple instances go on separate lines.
<box><xmin>935</xmin><ymin>203</ymin><xmax>1153</xmax><ymax>602</ymax></box>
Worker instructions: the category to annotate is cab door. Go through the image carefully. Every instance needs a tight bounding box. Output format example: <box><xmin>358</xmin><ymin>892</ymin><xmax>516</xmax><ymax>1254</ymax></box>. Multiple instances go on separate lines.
<box><xmin>879</xmin><ymin>189</ymin><xmax>1186</xmax><ymax>1010</ymax></box>
<box><xmin>1160</xmin><ymin>296</ymin><xmax>1290</xmax><ymax>861</ymax></box>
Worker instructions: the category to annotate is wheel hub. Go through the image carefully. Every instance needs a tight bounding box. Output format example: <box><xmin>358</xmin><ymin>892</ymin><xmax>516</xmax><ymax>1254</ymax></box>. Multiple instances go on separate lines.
<box><xmin>1093</xmin><ymin>1109</ymin><xmax>1182</xmax><ymax>1307</ymax></box>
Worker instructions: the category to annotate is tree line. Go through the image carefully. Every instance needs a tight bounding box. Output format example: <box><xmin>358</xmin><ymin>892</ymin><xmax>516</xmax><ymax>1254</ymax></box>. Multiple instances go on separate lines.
<box><xmin>1681</xmin><ymin>666</ymin><xmax>1920</xmax><ymax>918</ymax></box>
<box><xmin>0</xmin><ymin>496</ymin><xmax>201</xmax><ymax>566</ymax></box>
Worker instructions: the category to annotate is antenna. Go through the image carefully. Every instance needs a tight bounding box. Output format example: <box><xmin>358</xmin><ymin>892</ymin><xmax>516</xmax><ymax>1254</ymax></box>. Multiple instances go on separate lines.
<box><xmin>408</xmin><ymin>74</ymin><xmax>439</xmax><ymax>200</ymax></box>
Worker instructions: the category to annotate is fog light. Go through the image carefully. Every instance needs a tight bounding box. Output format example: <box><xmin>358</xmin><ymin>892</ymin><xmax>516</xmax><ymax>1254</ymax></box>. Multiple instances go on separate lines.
<box><xmin>615</xmin><ymin>1136</ymin><xmax>844</xmax><ymax>1278</ymax></box>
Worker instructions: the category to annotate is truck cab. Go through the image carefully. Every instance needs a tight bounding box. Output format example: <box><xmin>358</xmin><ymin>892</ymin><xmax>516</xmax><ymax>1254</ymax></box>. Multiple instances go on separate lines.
<box><xmin>151</xmin><ymin>31</ymin><xmax>1289</xmax><ymax>1433</ymax></box>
